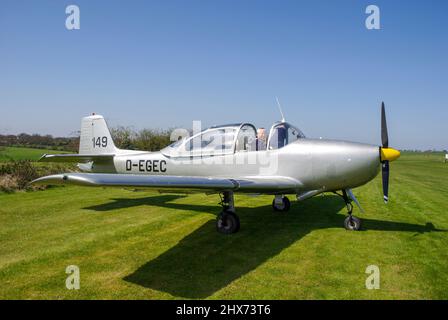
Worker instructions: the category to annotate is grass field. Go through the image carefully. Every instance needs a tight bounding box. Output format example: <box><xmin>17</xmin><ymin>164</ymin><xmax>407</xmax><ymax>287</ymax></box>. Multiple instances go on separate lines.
<box><xmin>0</xmin><ymin>147</ymin><xmax>68</xmax><ymax>162</ymax></box>
<box><xmin>0</xmin><ymin>152</ymin><xmax>447</xmax><ymax>299</ymax></box>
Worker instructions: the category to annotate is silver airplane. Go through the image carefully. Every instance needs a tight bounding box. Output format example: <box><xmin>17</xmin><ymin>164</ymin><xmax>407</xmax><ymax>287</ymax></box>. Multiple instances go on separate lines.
<box><xmin>32</xmin><ymin>103</ymin><xmax>400</xmax><ymax>234</ymax></box>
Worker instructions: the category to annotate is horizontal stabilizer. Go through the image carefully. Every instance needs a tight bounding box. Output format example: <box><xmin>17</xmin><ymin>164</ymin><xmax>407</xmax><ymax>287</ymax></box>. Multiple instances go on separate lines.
<box><xmin>39</xmin><ymin>154</ymin><xmax>115</xmax><ymax>163</ymax></box>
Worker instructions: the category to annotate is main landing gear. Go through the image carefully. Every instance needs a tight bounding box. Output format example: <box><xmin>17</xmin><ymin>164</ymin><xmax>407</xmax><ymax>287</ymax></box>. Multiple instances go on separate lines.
<box><xmin>216</xmin><ymin>191</ymin><xmax>240</xmax><ymax>235</ymax></box>
<box><xmin>272</xmin><ymin>195</ymin><xmax>290</xmax><ymax>212</ymax></box>
<box><xmin>337</xmin><ymin>190</ymin><xmax>361</xmax><ymax>231</ymax></box>
<box><xmin>216</xmin><ymin>192</ymin><xmax>292</xmax><ymax>234</ymax></box>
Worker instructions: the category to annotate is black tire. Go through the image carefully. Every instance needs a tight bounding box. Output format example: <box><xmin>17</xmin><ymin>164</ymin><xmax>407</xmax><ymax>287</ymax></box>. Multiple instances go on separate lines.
<box><xmin>216</xmin><ymin>211</ymin><xmax>240</xmax><ymax>234</ymax></box>
<box><xmin>344</xmin><ymin>216</ymin><xmax>361</xmax><ymax>231</ymax></box>
<box><xmin>272</xmin><ymin>196</ymin><xmax>291</xmax><ymax>212</ymax></box>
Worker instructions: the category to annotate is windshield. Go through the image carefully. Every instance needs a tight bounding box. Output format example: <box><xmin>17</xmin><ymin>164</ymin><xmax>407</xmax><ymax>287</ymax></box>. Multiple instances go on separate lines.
<box><xmin>268</xmin><ymin>122</ymin><xmax>305</xmax><ymax>150</ymax></box>
<box><xmin>168</xmin><ymin>137</ymin><xmax>185</xmax><ymax>149</ymax></box>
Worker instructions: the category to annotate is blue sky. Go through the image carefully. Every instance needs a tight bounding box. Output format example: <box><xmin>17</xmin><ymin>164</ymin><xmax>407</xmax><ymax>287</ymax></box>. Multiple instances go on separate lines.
<box><xmin>0</xmin><ymin>0</ymin><xmax>447</xmax><ymax>150</ymax></box>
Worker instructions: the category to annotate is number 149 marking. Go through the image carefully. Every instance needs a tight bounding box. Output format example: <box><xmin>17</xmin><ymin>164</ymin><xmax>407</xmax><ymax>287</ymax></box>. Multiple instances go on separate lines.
<box><xmin>92</xmin><ymin>136</ymin><xmax>108</xmax><ymax>148</ymax></box>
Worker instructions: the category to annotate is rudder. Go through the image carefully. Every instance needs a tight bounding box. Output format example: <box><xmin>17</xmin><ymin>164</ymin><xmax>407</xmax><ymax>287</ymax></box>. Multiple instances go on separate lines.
<box><xmin>79</xmin><ymin>114</ymin><xmax>117</xmax><ymax>155</ymax></box>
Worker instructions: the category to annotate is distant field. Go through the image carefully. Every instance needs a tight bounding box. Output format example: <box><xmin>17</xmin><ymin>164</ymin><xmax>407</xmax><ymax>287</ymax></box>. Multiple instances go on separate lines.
<box><xmin>0</xmin><ymin>152</ymin><xmax>447</xmax><ymax>299</ymax></box>
<box><xmin>0</xmin><ymin>147</ymin><xmax>68</xmax><ymax>162</ymax></box>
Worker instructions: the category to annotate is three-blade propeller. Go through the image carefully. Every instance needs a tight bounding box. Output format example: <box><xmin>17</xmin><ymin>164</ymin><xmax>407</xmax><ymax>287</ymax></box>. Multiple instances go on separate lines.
<box><xmin>380</xmin><ymin>102</ymin><xmax>400</xmax><ymax>203</ymax></box>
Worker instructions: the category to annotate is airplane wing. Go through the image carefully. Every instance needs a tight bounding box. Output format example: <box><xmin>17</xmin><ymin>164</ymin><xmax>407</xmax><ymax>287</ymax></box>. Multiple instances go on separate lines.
<box><xmin>30</xmin><ymin>173</ymin><xmax>301</xmax><ymax>194</ymax></box>
<box><xmin>39</xmin><ymin>154</ymin><xmax>115</xmax><ymax>163</ymax></box>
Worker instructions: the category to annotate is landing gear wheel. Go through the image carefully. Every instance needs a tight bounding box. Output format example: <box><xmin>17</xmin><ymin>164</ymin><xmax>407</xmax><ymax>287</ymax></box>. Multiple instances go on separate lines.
<box><xmin>344</xmin><ymin>216</ymin><xmax>361</xmax><ymax>231</ymax></box>
<box><xmin>216</xmin><ymin>211</ymin><xmax>240</xmax><ymax>234</ymax></box>
<box><xmin>272</xmin><ymin>196</ymin><xmax>291</xmax><ymax>212</ymax></box>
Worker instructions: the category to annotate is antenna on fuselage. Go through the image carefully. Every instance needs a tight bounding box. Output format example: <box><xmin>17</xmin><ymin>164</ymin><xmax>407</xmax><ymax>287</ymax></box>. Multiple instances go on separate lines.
<box><xmin>275</xmin><ymin>96</ymin><xmax>286</xmax><ymax>122</ymax></box>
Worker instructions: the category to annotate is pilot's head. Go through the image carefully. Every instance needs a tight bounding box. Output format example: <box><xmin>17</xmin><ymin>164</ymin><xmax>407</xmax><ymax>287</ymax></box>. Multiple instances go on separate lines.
<box><xmin>257</xmin><ymin>128</ymin><xmax>266</xmax><ymax>141</ymax></box>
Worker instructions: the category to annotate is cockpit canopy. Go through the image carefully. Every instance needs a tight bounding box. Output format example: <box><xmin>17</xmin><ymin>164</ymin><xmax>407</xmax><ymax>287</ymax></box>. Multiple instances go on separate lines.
<box><xmin>162</xmin><ymin>122</ymin><xmax>305</xmax><ymax>157</ymax></box>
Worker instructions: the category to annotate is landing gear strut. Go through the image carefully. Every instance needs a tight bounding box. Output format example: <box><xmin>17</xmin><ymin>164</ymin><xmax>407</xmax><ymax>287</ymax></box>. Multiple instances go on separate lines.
<box><xmin>272</xmin><ymin>195</ymin><xmax>290</xmax><ymax>212</ymax></box>
<box><xmin>216</xmin><ymin>191</ymin><xmax>240</xmax><ymax>234</ymax></box>
<box><xmin>338</xmin><ymin>190</ymin><xmax>361</xmax><ymax>231</ymax></box>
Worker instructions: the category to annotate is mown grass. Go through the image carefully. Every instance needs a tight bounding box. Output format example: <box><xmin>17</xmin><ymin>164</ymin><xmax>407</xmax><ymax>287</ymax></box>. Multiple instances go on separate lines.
<box><xmin>0</xmin><ymin>147</ymin><xmax>68</xmax><ymax>162</ymax></box>
<box><xmin>0</xmin><ymin>152</ymin><xmax>447</xmax><ymax>299</ymax></box>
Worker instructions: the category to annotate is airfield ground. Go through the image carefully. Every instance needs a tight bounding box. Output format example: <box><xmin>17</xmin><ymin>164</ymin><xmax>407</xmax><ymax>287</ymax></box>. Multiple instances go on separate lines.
<box><xmin>0</xmin><ymin>147</ymin><xmax>67</xmax><ymax>162</ymax></box>
<box><xmin>0</xmin><ymin>150</ymin><xmax>447</xmax><ymax>299</ymax></box>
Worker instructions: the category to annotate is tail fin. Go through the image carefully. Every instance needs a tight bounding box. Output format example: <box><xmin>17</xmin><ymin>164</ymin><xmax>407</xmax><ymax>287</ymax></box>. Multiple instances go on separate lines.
<box><xmin>79</xmin><ymin>114</ymin><xmax>118</xmax><ymax>155</ymax></box>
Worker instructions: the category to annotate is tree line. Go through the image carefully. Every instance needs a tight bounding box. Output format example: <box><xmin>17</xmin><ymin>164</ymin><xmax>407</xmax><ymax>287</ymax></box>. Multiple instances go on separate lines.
<box><xmin>0</xmin><ymin>133</ymin><xmax>79</xmax><ymax>152</ymax></box>
<box><xmin>109</xmin><ymin>127</ymin><xmax>172</xmax><ymax>151</ymax></box>
<box><xmin>0</xmin><ymin>127</ymin><xmax>173</xmax><ymax>152</ymax></box>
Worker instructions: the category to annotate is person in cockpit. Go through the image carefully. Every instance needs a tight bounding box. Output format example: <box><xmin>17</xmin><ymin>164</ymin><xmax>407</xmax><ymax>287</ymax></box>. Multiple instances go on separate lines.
<box><xmin>257</xmin><ymin>127</ymin><xmax>267</xmax><ymax>150</ymax></box>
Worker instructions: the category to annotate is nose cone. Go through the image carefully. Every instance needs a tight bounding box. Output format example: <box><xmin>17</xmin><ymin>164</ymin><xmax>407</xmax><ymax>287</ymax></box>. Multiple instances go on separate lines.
<box><xmin>380</xmin><ymin>147</ymin><xmax>400</xmax><ymax>162</ymax></box>
<box><xmin>293</xmin><ymin>139</ymin><xmax>382</xmax><ymax>190</ymax></box>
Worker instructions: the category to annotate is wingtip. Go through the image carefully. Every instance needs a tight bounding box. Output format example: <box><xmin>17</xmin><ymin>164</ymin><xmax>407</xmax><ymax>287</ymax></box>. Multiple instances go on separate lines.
<box><xmin>38</xmin><ymin>154</ymin><xmax>48</xmax><ymax>162</ymax></box>
<box><xmin>29</xmin><ymin>174</ymin><xmax>66</xmax><ymax>185</ymax></box>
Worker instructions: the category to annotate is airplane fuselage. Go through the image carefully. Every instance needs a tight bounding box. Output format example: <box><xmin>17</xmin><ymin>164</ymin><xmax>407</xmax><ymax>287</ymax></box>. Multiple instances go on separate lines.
<box><xmin>89</xmin><ymin>138</ymin><xmax>381</xmax><ymax>195</ymax></box>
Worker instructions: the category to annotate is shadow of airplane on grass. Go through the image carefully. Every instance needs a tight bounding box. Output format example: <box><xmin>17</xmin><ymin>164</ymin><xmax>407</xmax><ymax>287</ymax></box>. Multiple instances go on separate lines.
<box><xmin>85</xmin><ymin>194</ymin><xmax>444</xmax><ymax>298</ymax></box>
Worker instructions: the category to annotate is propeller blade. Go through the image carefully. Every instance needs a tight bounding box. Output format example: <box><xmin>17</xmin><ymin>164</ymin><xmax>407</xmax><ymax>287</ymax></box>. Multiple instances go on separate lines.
<box><xmin>381</xmin><ymin>102</ymin><xmax>389</xmax><ymax>148</ymax></box>
<box><xmin>346</xmin><ymin>189</ymin><xmax>364</xmax><ymax>213</ymax></box>
<box><xmin>382</xmin><ymin>160</ymin><xmax>389</xmax><ymax>203</ymax></box>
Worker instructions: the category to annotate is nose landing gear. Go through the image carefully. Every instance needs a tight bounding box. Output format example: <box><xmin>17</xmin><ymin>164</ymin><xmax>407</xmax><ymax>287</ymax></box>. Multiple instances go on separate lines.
<box><xmin>336</xmin><ymin>190</ymin><xmax>362</xmax><ymax>231</ymax></box>
<box><xmin>344</xmin><ymin>215</ymin><xmax>361</xmax><ymax>231</ymax></box>
<box><xmin>272</xmin><ymin>195</ymin><xmax>291</xmax><ymax>212</ymax></box>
